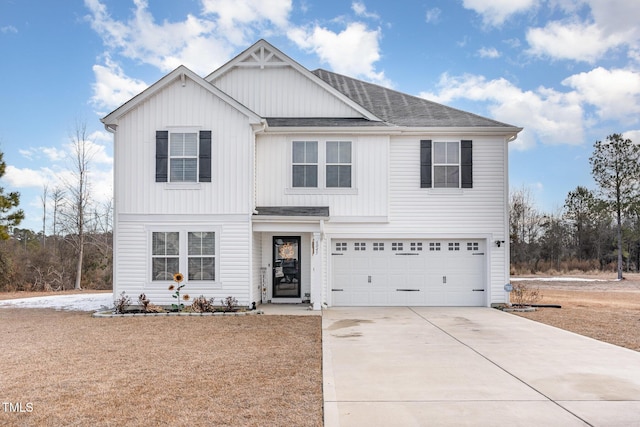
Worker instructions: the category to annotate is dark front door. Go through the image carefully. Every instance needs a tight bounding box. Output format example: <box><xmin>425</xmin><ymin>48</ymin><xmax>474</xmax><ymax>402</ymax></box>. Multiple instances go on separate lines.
<box><xmin>273</xmin><ymin>236</ymin><xmax>301</xmax><ymax>298</ymax></box>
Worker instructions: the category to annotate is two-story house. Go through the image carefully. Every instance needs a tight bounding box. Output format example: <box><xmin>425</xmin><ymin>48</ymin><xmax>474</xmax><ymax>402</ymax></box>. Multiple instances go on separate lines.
<box><xmin>102</xmin><ymin>39</ymin><xmax>521</xmax><ymax>310</ymax></box>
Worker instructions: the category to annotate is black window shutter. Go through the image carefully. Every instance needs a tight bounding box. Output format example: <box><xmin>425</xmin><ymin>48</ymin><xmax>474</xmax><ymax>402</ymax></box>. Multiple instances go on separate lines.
<box><xmin>155</xmin><ymin>131</ymin><xmax>168</xmax><ymax>182</ymax></box>
<box><xmin>199</xmin><ymin>130</ymin><xmax>212</xmax><ymax>182</ymax></box>
<box><xmin>420</xmin><ymin>140</ymin><xmax>432</xmax><ymax>188</ymax></box>
<box><xmin>461</xmin><ymin>140</ymin><xmax>473</xmax><ymax>188</ymax></box>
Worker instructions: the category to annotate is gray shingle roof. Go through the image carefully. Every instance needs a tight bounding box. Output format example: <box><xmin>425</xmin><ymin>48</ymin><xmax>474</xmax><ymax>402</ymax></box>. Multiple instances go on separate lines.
<box><xmin>254</xmin><ymin>206</ymin><xmax>330</xmax><ymax>217</ymax></box>
<box><xmin>265</xmin><ymin>118</ymin><xmax>389</xmax><ymax>127</ymax></box>
<box><xmin>312</xmin><ymin>69</ymin><xmax>515</xmax><ymax>128</ymax></box>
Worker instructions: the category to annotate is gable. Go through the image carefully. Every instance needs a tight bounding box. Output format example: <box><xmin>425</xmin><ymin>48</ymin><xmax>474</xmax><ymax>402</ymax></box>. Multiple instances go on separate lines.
<box><xmin>206</xmin><ymin>40</ymin><xmax>379</xmax><ymax>120</ymax></box>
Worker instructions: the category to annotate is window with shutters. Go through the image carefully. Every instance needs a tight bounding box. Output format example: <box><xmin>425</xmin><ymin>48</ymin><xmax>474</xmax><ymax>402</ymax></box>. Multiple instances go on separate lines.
<box><xmin>151</xmin><ymin>229</ymin><xmax>218</xmax><ymax>283</ymax></box>
<box><xmin>156</xmin><ymin>130</ymin><xmax>212</xmax><ymax>184</ymax></box>
<box><xmin>421</xmin><ymin>140</ymin><xmax>472</xmax><ymax>189</ymax></box>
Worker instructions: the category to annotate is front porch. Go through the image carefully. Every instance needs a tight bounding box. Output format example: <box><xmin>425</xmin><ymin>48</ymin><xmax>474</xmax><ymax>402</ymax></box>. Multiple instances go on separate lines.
<box><xmin>253</xmin><ymin>206</ymin><xmax>329</xmax><ymax>311</ymax></box>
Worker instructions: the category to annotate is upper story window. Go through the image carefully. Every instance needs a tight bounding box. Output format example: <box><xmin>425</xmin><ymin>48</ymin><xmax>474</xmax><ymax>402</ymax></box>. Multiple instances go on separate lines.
<box><xmin>433</xmin><ymin>141</ymin><xmax>459</xmax><ymax>188</ymax></box>
<box><xmin>420</xmin><ymin>140</ymin><xmax>472</xmax><ymax>189</ymax></box>
<box><xmin>170</xmin><ymin>133</ymin><xmax>198</xmax><ymax>182</ymax></box>
<box><xmin>326</xmin><ymin>141</ymin><xmax>352</xmax><ymax>188</ymax></box>
<box><xmin>156</xmin><ymin>130</ymin><xmax>212</xmax><ymax>183</ymax></box>
<box><xmin>291</xmin><ymin>139</ymin><xmax>353</xmax><ymax>190</ymax></box>
<box><xmin>292</xmin><ymin>141</ymin><xmax>318</xmax><ymax>187</ymax></box>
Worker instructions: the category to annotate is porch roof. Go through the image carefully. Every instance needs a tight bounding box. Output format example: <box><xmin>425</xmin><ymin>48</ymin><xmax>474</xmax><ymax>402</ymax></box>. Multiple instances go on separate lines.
<box><xmin>254</xmin><ymin>206</ymin><xmax>330</xmax><ymax>218</ymax></box>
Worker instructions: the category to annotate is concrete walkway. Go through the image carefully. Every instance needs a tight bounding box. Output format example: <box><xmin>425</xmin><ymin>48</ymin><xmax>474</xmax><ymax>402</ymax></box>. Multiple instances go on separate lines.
<box><xmin>322</xmin><ymin>307</ymin><xmax>640</xmax><ymax>427</ymax></box>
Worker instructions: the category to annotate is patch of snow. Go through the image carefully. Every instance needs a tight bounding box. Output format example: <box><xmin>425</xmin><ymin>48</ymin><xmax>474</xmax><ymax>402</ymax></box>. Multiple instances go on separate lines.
<box><xmin>0</xmin><ymin>293</ymin><xmax>113</xmax><ymax>312</ymax></box>
<box><xmin>511</xmin><ymin>277</ymin><xmax>611</xmax><ymax>282</ymax></box>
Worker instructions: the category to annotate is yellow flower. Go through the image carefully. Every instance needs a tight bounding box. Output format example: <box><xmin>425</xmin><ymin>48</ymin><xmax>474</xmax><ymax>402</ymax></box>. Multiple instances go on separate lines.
<box><xmin>173</xmin><ymin>273</ymin><xmax>184</xmax><ymax>283</ymax></box>
<box><xmin>168</xmin><ymin>285</ymin><xmax>175</xmax><ymax>291</ymax></box>
<box><xmin>183</xmin><ymin>294</ymin><xmax>190</xmax><ymax>301</ymax></box>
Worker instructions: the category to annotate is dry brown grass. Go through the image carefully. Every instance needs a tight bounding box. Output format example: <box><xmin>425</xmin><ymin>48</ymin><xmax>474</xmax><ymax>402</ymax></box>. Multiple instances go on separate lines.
<box><xmin>0</xmin><ymin>308</ymin><xmax>322</xmax><ymax>427</ymax></box>
<box><xmin>512</xmin><ymin>275</ymin><xmax>640</xmax><ymax>352</ymax></box>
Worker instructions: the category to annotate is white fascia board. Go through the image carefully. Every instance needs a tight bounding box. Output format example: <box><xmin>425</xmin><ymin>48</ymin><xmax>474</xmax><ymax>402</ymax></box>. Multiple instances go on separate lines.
<box><xmin>261</xmin><ymin>125</ymin><xmax>523</xmax><ymax>138</ymax></box>
<box><xmin>101</xmin><ymin>65</ymin><xmax>263</xmax><ymax>129</ymax></box>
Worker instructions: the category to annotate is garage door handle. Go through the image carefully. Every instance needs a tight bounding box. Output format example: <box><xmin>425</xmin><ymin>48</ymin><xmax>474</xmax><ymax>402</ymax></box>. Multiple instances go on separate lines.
<box><xmin>332</xmin><ymin>253</ymin><xmax>344</xmax><ymax>256</ymax></box>
<box><xmin>396</xmin><ymin>289</ymin><xmax>420</xmax><ymax>292</ymax></box>
<box><xmin>472</xmin><ymin>289</ymin><xmax>485</xmax><ymax>292</ymax></box>
<box><xmin>472</xmin><ymin>253</ymin><xmax>485</xmax><ymax>256</ymax></box>
<box><xmin>332</xmin><ymin>289</ymin><xmax>344</xmax><ymax>292</ymax></box>
<box><xmin>395</xmin><ymin>253</ymin><xmax>419</xmax><ymax>256</ymax></box>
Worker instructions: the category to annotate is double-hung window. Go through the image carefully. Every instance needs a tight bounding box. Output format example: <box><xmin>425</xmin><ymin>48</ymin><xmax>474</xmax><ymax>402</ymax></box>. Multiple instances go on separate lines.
<box><xmin>433</xmin><ymin>141</ymin><xmax>460</xmax><ymax>188</ymax></box>
<box><xmin>155</xmin><ymin>130</ymin><xmax>212</xmax><ymax>183</ymax></box>
<box><xmin>188</xmin><ymin>232</ymin><xmax>215</xmax><ymax>281</ymax></box>
<box><xmin>291</xmin><ymin>140</ymin><xmax>353</xmax><ymax>189</ymax></box>
<box><xmin>151</xmin><ymin>230</ymin><xmax>217</xmax><ymax>282</ymax></box>
<box><xmin>152</xmin><ymin>232</ymin><xmax>180</xmax><ymax>281</ymax></box>
<box><xmin>292</xmin><ymin>141</ymin><xmax>318</xmax><ymax>187</ymax></box>
<box><xmin>170</xmin><ymin>132</ymin><xmax>198</xmax><ymax>182</ymax></box>
<box><xmin>326</xmin><ymin>141</ymin><xmax>352</xmax><ymax>188</ymax></box>
<box><xmin>420</xmin><ymin>139</ymin><xmax>472</xmax><ymax>189</ymax></box>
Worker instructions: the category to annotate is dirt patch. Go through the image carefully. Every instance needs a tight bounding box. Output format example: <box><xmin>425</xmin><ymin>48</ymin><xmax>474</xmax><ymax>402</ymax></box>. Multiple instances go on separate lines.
<box><xmin>511</xmin><ymin>274</ymin><xmax>640</xmax><ymax>352</ymax></box>
<box><xmin>0</xmin><ymin>308</ymin><xmax>322</xmax><ymax>427</ymax></box>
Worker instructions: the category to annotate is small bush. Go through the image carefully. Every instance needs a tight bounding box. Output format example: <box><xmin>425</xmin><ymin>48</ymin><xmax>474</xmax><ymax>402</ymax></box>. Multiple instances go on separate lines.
<box><xmin>510</xmin><ymin>283</ymin><xmax>542</xmax><ymax>307</ymax></box>
<box><xmin>114</xmin><ymin>291</ymin><xmax>131</xmax><ymax>314</ymax></box>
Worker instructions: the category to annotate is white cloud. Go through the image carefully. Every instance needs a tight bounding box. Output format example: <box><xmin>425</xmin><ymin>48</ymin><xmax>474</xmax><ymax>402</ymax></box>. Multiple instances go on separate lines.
<box><xmin>623</xmin><ymin>130</ymin><xmax>640</xmax><ymax>143</ymax></box>
<box><xmin>527</xmin><ymin>21</ymin><xmax>628</xmax><ymax>63</ymax></box>
<box><xmin>562</xmin><ymin>67</ymin><xmax>640</xmax><ymax>122</ymax></box>
<box><xmin>478</xmin><ymin>47</ymin><xmax>500</xmax><ymax>58</ymax></box>
<box><xmin>91</xmin><ymin>55</ymin><xmax>148</xmax><ymax>113</ymax></box>
<box><xmin>352</xmin><ymin>2</ymin><xmax>379</xmax><ymax>20</ymax></box>
<box><xmin>425</xmin><ymin>8</ymin><xmax>441</xmax><ymax>24</ymax></box>
<box><xmin>288</xmin><ymin>22</ymin><xmax>390</xmax><ymax>86</ymax></box>
<box><xmin>4</xmin><ymin>166</ymin><xmax>48</xmax><ymax>188</ymax></box>
<box><xmin>462</xmin><ymin>0</ymin><xmax>539</xmax><ymax>26</ymax></box>
<box><xmin>420</xmin><ymin>73</ymin><xmax>584</xmax><ymax>150</ymax></box>
<box><xmin>84</xmin><ymin>0</ymin><xmax>235</xmax><ymax>74</ymax></box>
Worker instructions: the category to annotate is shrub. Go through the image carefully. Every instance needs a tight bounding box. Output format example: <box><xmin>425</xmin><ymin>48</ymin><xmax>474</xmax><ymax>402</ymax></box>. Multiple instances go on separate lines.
<box><xmin>114</xmin><ymin>291</ymin><xmax>131</xmax><ymax>314</ymax></box>
<box><xmin>510</xmin><ymin>283</ymin><xmax>542</xmax><ymax>307</ymax></box>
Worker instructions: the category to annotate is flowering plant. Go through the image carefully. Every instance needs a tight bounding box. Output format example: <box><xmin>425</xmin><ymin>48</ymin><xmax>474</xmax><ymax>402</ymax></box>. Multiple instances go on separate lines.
<box><xmin>169</xmin><ymin>273</ymin><xmax>189</xmax><ymax>311</ymax></box>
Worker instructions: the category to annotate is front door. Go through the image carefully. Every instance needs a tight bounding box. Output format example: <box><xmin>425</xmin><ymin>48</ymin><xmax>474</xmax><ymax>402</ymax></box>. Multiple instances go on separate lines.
<box><xmin>273</xmin><ymin>236</ymin><xmax>301</xmax><ymax>298</ymax></box>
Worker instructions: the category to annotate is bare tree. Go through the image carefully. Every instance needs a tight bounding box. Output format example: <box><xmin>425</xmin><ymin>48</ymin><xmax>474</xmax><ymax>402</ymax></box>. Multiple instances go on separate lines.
<box><xmin>40</xmin><ymin>184</ymin><xmax>48</xmax><ymax>247</ymax></box>
<box><xmin>62</xmin><ymin>121</ymin><xmax>95</xmax><ymax>290</ymax></box>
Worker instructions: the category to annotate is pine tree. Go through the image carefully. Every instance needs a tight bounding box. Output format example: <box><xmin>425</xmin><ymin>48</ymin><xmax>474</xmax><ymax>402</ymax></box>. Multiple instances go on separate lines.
<box><xmin>0</xmin><ymin>151</ymin><xmax>25</xmax><ymax>239</ymax></box>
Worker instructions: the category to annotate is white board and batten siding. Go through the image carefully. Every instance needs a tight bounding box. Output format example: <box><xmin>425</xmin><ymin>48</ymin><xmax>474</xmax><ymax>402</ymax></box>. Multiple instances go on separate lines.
<box><xmin>114</xmin><ymin>217</ymin><xmax>252</xmax><ymax>307</ymax></box>
<box><xmin>211</xmin><ymin>67</ymin><xmax>361</xmax><ymax>118</ymax></box>
<box><xmin>113</xmin><ymin>76</ymin><xmax>254</xmax><ymax>216</ymax></box>
<box><xmin>112</xmin><ymin>76</ymin><xmax>256</xmax><ymax>307</ymax></box>
<box><xmin>255</xmin><ymin>133</ymin><xmax>389</xmax><ymax>219</ymax></box>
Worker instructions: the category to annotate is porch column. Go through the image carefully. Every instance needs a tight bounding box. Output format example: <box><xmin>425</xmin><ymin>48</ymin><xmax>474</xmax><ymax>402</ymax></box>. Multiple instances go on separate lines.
<box><xmin>310</xmin><ymin>232</ymin><xmax>322</xmax><ymax>311</ymax></box>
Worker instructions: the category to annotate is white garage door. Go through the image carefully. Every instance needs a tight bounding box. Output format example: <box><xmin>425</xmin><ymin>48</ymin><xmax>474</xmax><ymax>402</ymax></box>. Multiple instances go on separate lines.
<box><xmin>331</xmin><ymin>239</ymin><xmax>486</xmax><ymax>306</ymax></box>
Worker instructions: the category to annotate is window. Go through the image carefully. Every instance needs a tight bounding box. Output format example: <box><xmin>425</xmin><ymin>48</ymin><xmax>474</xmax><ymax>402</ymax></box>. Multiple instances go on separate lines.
<box><xmin>335</xmin><ymin>242</ymin><xmax>347</xmax><ymax>252</ymax></box>
<box><xmin>170</xmin><ymin>132</ymin><xmax>198</xmax><ymax>182</ymax></box>
<box><xmin>354</xmin><ymin>242</ymin><xmax>366</xmax><ymax>251</ymax></box>
<box><xmin>188</xmin><ymin>232</ymin><xmax>215</xmax><ymax>281</ymax></box>
<box><xmin>429</xmin><ymin>242</ymin><xmax>441</xmax><ymax>251</ymax></box>
<box><xmin>420</xmin><ymin>140</ymin><xmax>472</xmax><ymax>189</ymax></box>
<box><xmin>410</xmin><ymin>242</ymin><xmax>423</xmax><ymax>251</ymax></box>
<box><xmin>151</xmin><ymin>230</ymin><xmax>217</xmax><ymax>282</ymax></box>
<box><xmin>392</xmin><ymin>242</ymin><xmax>403</xmax><ymax>251</ymax></box>
<box><xmin>156</xmin><ymin>130</ymin><xmax>212</xmax><ymax>183</ymax></box>
<box><xmin>434</xmin><ymin>142</ymin><xmax>459</xmax><ymax>188</ymax></box>
<box><xmin>290</xmin><ymin>140</ymin><xmax>353</xmax><ymax>190</ymax></box>
<box><xmin>152</xmin><ymin>232</ymin><xmax>179</xmax><ymax>281</ymax></box>
<box><xmin>448</xmin><ymin>242</ymin><xmax>460</xmax><ymax>251</ymax></box>
<box><xmin>373</xmin><ymin>242</ymin><xmax>384</xmax><ymax>251</ymax></box>
<box><xmin>326</xmin><ymin>141</ymin><xmax>352</xmax><ymax>188</ymax></box>
<box><xmin>292</xmin><ymin>141</ymin><xmax>318</xmax><ymax>187</ymax></box>
<box><xmin>467</xmin><ymin>242</ymin><xmax>479</xmax><ymax>251</ymax></box>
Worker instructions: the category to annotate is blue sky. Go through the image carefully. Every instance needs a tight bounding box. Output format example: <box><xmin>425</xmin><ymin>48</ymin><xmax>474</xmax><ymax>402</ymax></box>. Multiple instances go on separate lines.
<box><xmin>1</xmin><ymin>0</ymin><xmax>640</xmax><ymax>232</ymax></box>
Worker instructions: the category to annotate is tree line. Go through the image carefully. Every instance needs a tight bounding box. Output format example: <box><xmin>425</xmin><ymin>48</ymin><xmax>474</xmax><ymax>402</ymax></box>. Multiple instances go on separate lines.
<box><xmin>511</xmin><ymin>134</ymin><xmax>640</xmax><ymax>278</ymax></box>
<box><xmin>0</xmin><ymin>123</ymin><xmax>113</xmax><ymax>292</ymax></box>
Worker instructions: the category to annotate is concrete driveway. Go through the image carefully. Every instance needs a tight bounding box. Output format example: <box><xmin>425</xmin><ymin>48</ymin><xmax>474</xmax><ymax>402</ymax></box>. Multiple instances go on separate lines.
<box><xmin>322</xmin><ymin>307</ymin><xmax>640</xmax><ymax>427</ymax></box>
